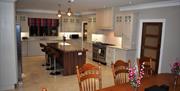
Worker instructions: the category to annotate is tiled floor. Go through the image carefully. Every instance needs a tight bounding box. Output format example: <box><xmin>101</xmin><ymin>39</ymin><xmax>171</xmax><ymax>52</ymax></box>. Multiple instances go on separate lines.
<box><xmin>9</xmin><ymin>56</ymin><xmax>114</xmax><ymax>91</ymax></box>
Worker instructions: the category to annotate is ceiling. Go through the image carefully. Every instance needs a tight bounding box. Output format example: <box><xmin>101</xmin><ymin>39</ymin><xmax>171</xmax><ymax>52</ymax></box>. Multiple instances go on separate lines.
<box><xmin>16</xmin><ymin>0</ymin><xmax>169</xmax><ymax>13</ymax></box>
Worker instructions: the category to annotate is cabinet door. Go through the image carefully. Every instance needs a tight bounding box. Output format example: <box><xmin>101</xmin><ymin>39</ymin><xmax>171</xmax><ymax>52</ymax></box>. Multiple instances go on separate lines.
<box><xmin>75</xmin><ymin>18</ymin><xmax>81</xmax><ymax>32</ymax></box>
<box><xmin>103</xmin><ymin>8</ymin><xmax>113</xmax><ymax>29</ymax></box>
<box><xmin>115</xmin><ymin>49</ymin><xmax>127</xmax><ymax>61</ymax></box>
<box><xmin>114</xmin><ymin>15</ymin><xmax>124</xmax><ymax>36</ymax></box>
<box><xmin>96</xmin><ymin>10</ymin><xmax>104</xmax><ymax>28</ymax></box>
<box><xmin>20</xmin><ymin>16</ymin><xmax>28</xmax><ymax>32</ymax></box>
<box><xmin>87</xmin><ymin>16</ymin><xmax>96</xmax><ymax>42</ymax></box>
<box><xmin>96</xmin><ymin>8</ymin><xmax>113</xmax><ymax>29</ymax></box>
<box><xmin>122</xmin><ymin>14</ymin><xmax>133</xmax><ymax>49</ymax></box>
<box><xmin>106</xmin><ymin>47</ymin><xmax>115</xmax><ymax>66</ymax></box>
<box><xmin>28</xmin><ymin>41</ymin><xmax>44</xmax><ymax>56</ymax></box>
<box><xmin>21</xmin><ymin>41</ymin><xmax>28</xmax><ymax>56</ymax></box>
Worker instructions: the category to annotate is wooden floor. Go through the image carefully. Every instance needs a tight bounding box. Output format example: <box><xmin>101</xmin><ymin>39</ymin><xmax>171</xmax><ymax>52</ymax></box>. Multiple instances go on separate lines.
<box><xmin>7</xmin><ymin>56</ymin><xmax>114</xmax><ymax>91</ymax></box>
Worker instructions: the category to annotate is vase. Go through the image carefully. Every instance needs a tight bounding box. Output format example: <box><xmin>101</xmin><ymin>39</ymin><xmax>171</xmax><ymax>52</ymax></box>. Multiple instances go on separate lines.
<box><xmin>173</xmin><ymin>75</ymin><xmax>178</xmax><ymax>89</ymax></box>
<box><xmin>133</xmin><ymin>87</ymin><xmax>138</xmax><ymax>91</ymax></box>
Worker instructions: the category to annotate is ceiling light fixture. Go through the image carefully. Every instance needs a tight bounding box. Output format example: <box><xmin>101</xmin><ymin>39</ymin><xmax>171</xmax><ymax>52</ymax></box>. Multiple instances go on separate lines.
<box><xmin>57</xmin><ymin>4</ymin><xmax>62</xmax><ymax>18</ymax></box>
<box><xmin>66</xmin><ymin>0</ymin><xmax>73</xmax><ymax>16</ymax></box>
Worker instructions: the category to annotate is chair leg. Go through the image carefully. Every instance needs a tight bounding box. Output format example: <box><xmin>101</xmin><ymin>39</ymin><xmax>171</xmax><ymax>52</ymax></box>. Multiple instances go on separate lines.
<box><xmin>46</xmin><ymin>55</ymin><xmax>54</xmax><ymax>70</ymax></box>
<box><xmin>50</xmin><ymin>56</ymin><xmax>61</xmax><ymax>75</ymax></box>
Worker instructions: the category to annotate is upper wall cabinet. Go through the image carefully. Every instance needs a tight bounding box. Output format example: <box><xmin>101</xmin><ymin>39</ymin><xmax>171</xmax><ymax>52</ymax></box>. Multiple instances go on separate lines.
<box><xmin>16</xmin><ymin>15</ymin><xmax>28</xmax><ymax>32</ymax></box>
<box><xmin>114</xmin><ymin>12</ymin><xmax>137</xmax><ymax>49</ymax></box>
<box><xmin>96</xmin><ymin>8</ymin><xmax>114</xmax><ymax>29</ymax></box>
<box><xmin>87</xmin><ymin>16</ymin><xmax>96</xmax><ymax>42</ymax></box>
<box><xmin>61</xmin><ymin>16</ymin><xmax>82</xmax><ymax>32</ymax></box>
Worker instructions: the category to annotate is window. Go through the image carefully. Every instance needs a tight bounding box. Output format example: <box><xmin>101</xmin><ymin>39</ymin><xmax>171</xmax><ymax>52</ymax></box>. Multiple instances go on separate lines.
<box><xmin>28</xmin><ymin>18</ymin><xmax>59</xmax><ymax>36</ymax></box>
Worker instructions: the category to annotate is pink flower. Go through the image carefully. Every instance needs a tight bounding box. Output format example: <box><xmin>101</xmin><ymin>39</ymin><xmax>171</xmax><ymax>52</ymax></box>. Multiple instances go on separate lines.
<box><xmin>128</xmin><ymin>62</ymin><xmax>145</xmax><ymax>88</ymax></box>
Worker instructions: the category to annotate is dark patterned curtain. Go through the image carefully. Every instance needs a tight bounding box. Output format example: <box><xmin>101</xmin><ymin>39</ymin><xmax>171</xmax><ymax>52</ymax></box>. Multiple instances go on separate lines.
<box><xmin>28</xmin><ymin>18</ymin><xmax>59</xmax><ymax>36</ymax></box>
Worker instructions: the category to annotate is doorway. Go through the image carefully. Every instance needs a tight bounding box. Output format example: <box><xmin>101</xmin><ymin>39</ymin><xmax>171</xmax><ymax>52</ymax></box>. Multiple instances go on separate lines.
<box><xmin>82</xmin><ymin>22</ymin><xmax>88</xmax><ymax>41</ymax></box>
<box><xmin>137</xmin><ymin>19</ymin><xmax>166</xmax><ymax>74</ymax></box>
<box><xmin>141</xmin><ymin>22</ymin><xmax>162</xmax><ymax>74</ymax></box>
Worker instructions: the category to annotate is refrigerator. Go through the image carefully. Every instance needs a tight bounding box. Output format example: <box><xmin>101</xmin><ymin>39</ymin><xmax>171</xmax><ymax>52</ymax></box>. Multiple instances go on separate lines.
<box><xmin>16</xmin><ymin>24</ymin><xmax>23</xmax><ymax>82</ymax></box>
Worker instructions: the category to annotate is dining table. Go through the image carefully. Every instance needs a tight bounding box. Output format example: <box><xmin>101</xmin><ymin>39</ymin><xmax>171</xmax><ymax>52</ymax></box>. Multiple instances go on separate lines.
<box><xmin>97</xmin><ymin>73</ymin><xmax>180</xmax><ymax>91</ymax></box>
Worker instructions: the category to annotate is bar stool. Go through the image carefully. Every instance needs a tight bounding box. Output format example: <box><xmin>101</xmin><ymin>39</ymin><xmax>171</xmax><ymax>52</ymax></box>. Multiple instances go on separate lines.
<box><xmin>40</xmin><ymin>43</ymin><xmax>49</xmax><ymax>66</ymax></box>
<box><xmin>46</xmin><ymin>47</ymin><xmax>54</xmax><ymax>70</ymax></box>
<box><xmin>49</xmin><ymin>48</ymin><xmax>61</xmax><ymax>75</ymax></box>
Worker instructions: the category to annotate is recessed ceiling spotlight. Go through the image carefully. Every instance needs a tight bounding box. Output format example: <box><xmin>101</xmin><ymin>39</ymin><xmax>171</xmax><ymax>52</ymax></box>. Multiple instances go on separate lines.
<box><xmin>128</xmin><ymin>1</ymin><xmax>132</xmax><ymax>5</ymax></box>
<box><xmin>70</xmin><ymin>0</ymin><xmax>74</xmax><ymax>3</ymax></box>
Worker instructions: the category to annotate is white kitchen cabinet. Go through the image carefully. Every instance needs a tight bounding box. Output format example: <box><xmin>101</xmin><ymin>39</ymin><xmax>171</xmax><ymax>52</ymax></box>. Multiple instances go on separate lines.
<box><xmin>27</xmin><ymin>40</ymin><xmax>44</xmax><ymax>56</ymax></box>
<box><xmin>96</xmin><ymin>8</ymin><xmax>114</xmax><ymax>29</ymax></box>
<box><xmin>21</xmin><ymin>41</ymin><xmax>28</xmax><ymax>56</ymax></box>
<box><xmin>83</xmin><ymin>42</ymin><xmax>92</xmax><ymax>59</ymax></box>
<box><xmin>106</xmin><ymin>46</ymin><xmax>136</xmax><ymax>66</ymax></box>
<box><xmin>106</xmin><ymin>47</ymin><xmax>116</xmax><ymax>66</ymax></box>
<box><xmin>114</xmin><ymin>12</ymin><xmax>137</xmax><ymax>49</ymax></box>
<box><xmin>16</xmin><ymin>15</ymin><xmax>28</xmax><ymax>32</ymax></box>
<box><xmin>87</xmin><ymin>16</ymin><xmax>96</xmax><ymax>42</ymax></box>
<box><xmin>61</xmin><ymin>16</ymin><xmax>82</xmax><ymax>32</ymax></box>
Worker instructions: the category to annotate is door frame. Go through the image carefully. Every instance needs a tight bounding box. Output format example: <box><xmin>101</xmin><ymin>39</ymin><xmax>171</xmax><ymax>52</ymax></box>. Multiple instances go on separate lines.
<box><xmin>136</xmin><ymin>19</ymin><xmax>166</xmax><ymax>73</ymax></box>
<box><xmin>81</xmin><ymin>21</ymin><xmax>88</xmax><ymax>41</ymax></box>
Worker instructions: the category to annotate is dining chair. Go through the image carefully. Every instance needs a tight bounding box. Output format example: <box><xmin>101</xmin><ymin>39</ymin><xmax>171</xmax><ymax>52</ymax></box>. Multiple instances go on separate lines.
<box><xmin>137</xmin><ymin>57</ymin><xmax>155</xmax><ymax>77</ymax></box>
<box><xmin>76</xmin><ymin>63</ymin><xmax>102</xmax><ymax>91</ymax></box>
<box><xmin>111</xmin><ymin>60</ymin><xmax>130</xmax><ymax>85</ymax></box>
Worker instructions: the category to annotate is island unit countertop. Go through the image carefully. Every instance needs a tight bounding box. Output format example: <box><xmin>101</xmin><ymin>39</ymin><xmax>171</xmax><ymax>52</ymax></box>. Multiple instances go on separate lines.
<box><xmin>44</xmin><ymin>42</ymin><xmax>87</xmax><ymax>76</ymax></box>
<box><xmin>47</xmin><ymin>42</ymin><xmax>87</xmax><ymax>52</ymax></box>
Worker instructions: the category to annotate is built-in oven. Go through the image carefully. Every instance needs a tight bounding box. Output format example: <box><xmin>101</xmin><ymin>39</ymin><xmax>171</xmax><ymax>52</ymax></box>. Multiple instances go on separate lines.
<box><xmin>92</xmin><ymin>42</ymin><xmax>113</xmax><ymax>65</ymax></box>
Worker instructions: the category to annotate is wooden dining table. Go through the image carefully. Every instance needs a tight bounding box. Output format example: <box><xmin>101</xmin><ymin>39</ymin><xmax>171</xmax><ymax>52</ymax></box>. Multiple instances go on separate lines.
<box><xmin>97</xmin><ymin>73</ymin><xmax>180</xmax><ymax>91</ymax></box>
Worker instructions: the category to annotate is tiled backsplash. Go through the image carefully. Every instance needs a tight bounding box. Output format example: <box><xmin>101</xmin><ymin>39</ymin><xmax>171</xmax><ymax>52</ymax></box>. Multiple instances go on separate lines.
<box><xmin>21</xmin><ymin>32</ymin><xmax>82</xmax><ymax>40</ymax></box>
<box><xmin>92</xmin><ymin>31</ymin><xmax>122</xmax><ymax>47</ymax></box>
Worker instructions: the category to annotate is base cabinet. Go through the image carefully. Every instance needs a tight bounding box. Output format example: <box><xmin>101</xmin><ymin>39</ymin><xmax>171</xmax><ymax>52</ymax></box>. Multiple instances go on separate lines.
<box><xmin>83</xmin><ymin>42</ymin><xmax>92</xmax><ymax>59</ymax></box>
<box><xmin>106</xmin><ymin>46</ymin><xmax>136</xmax><ymax>66</ymax></box>
<box><xmin>27</xmin><ymin>40</ymin><xmax>44</xmax><ymax>56</ymax></box>
<box><xmin>21</xmin><ymin>40</ymin><xmax>58</xmax><ymax>57</ymax></box>
<box><xmin>21</xmin><ymin>41</ymin><xmax>28</xmax><ymax>56</ymax></box>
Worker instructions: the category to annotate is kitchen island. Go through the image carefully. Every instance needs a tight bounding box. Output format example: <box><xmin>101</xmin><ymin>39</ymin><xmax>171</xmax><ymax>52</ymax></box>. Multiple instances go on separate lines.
<box><xmin>47</xmin><ymin>42</ymin><xmax>87</xmax><ymax>76</ymax></box>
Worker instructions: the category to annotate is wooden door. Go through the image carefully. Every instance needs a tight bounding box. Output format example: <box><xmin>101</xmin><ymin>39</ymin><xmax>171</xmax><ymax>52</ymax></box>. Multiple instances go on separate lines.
<box><xmin>141</xmin><ymin>22</ymin><xmax>162</xmax><ymax>74</ymax></box>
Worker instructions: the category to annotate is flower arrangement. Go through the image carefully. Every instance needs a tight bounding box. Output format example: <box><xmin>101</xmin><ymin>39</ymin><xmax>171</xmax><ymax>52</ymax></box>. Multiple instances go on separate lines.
<box><xmin>128</xmin><ymin>62</ymin><xmax>145</xmax><ymax>88</ymax></box>
<box><xmin>170</xmin><ymin>61</ymin><xmax>180</xmax><ymax>75</ymax></box>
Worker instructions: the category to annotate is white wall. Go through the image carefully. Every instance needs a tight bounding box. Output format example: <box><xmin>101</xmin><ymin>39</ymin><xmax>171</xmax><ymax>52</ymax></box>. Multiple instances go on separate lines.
<box><xmin>0</xmin><ymin>0</ymin><xmax>18</xmax><ymax>90</ymax></box>
<box><xmin>136</xmin><ymin>6</ymin><xmax>180</xmax><ymax>73</ymax></box>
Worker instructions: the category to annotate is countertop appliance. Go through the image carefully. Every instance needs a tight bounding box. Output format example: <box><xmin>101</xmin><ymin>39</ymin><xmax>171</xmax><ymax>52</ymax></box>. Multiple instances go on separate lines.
<box><xmin>70</xmin><ymin>34</ymin><xmax>79</xmax><ymax>39</ymax></box>
<box><xmin>92</xmin><ymin>42</ymin><xmax>114</xmax><ymax>65</ymax></box>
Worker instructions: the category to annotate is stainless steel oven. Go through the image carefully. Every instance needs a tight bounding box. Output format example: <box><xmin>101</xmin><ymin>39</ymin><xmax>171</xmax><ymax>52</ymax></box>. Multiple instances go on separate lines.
<box><xmin>92</xmin><ymin>42</ymin><xmax>114</xmax><ymax>65</ymax></box>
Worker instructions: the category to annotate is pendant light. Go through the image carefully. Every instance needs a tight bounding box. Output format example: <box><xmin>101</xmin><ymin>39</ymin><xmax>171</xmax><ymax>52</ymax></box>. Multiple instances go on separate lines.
<box><xmin>57</xmin><ymin>4</ymin><xmax>62</xmax><ymax>18</ymax></box>
<box><xmin>67</xmin><ymin>8</ymin><xmax>72</xmax><ymax>16</ymax></box>
<box><xmin>66</xmin><ymin>0</ymin><xmax>73</xmax><ymax>16</ymax></box>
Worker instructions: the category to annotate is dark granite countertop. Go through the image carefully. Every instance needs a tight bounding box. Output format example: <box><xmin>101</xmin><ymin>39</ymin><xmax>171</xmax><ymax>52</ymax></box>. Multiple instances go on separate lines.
<box><xmin>47</xmin><ymin>42</ymin><xmax>87</xmax><ymax>52</ymax></box>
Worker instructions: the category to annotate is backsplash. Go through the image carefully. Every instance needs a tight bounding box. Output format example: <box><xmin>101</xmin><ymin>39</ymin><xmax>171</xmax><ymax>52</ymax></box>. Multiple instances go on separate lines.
<box><xmin>92</xmin><ymin>31</ymin><xmax>122</xmax><ymax>47</ymax></box>
<box><xmin>21</xmin><ymin>32</ymin><xmax>82</xmax><ymax>40</ymax></box>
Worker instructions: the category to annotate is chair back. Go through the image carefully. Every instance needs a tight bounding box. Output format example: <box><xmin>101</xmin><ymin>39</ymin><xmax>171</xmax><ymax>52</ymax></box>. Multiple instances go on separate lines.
<box><xmin>137</xmin><ymin>57</ymin><xmax>155</xmax><ymax>77</ymax></box>
<box><xmin>111</xmin><ymin>60</ymin><xmax>130</xmax><ymax>85</ymax></box>
<box><xmin>76</xmin><ymin>63</ymin><xmax>102</xmax><ymax>91</ymax></box>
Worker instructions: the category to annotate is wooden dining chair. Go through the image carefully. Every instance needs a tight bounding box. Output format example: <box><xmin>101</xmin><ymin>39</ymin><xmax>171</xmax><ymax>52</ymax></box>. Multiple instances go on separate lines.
<box><xmin>76</xmin><ymin>63</ymin><xmax>102</xmax><ymax>91</ymax></box>
<box><xmin>137</xmin><ymin>57</ymin><xmax>155</xmax><ymax>77</ymax></box>
<box><xmin>111</xmin><ymin>60</ymin><xmax>130</xmax><ymax>85</ymax></box>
